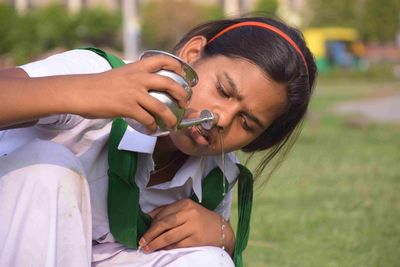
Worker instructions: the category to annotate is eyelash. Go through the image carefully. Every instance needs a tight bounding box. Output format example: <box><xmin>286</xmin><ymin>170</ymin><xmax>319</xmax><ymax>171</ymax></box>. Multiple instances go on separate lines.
<box><xmin>240</xmin><ymin>114</ymin><xmax>253</xmax><ymax>132</ymax></box>
<box><xmin>215</xmin><ymin>81</ymin><xmax>254</xmax><ymax>132</ymax></box>
<box><xmin>216</xmin><ymin>81</ymin><xmax>230</xmax><ymax>98</ymax></box>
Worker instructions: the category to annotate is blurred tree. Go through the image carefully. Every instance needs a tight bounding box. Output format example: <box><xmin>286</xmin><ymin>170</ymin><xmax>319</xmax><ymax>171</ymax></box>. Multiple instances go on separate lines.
<box><xmin>140</xmin><ymin>0</ymin><xmax>223</xmax><ymax>51</ymax></box>
<box><xmin>33</xmin><ymin>5</ymin><xmax>75</xmax><ymax>50</ymax></box>
<box><xmin>75</xmin><ymin>7</ymin><xmax>122</xmax><ymax>49</ymax></box>
<box><xmin>0</xmin><ymin>4</ymin><xmax>17</xmax><ymax>55</ymax></box>
<box><xmin>0</xmin><ymin>3</ymin><xmax>122</xmax><ymax>64</ymax></box>
<box><xmin>253</xmin><ymin>0</ymin><xmax>278</xmax><ymax>15</ymax></box>
<box><xmin>308</xmin><ymin>0</ymin><xmax>400</xmax><ymax>43</ymax></box>
<box><xmin>308</xmin><ymin>0</ymin><xmax>358</xmax><ymax>28</ymax></box>
<box><xmin>361</xmin><ymin>0</ymin><xmax>400</xmax><ymax>42</ymax></box>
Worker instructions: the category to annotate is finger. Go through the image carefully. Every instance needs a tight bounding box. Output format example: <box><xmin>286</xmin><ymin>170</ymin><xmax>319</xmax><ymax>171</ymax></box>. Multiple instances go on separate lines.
<box><xmin>143</xmin><ymin>224</ymin><xmax>192</xmax><ymax>253</ymax></box>
<box><xmin>152</xmin><ymin>199</ymin><xmax>196</xmax><ymax>221</ymax></box>
<box><xmin>141</xmin><ymin>73</ymin><xmax>190</xmax><ymax>108</ymax></box>
<box><xmin>137</xmin><ymin>93</ymin><xmax>179</xmax><ymax>130</ymax></box>
<box><xmin>141</xmin><ymin>211</ymin><xmax>187</xmax><ymax>246</ymax></box>
<box><xmin>139</xmin><ymin>55</ymin><xmax>185</xmax><ymax>77</ymax></box>
<box><xmin>148</xmin><ymin>206</ymin><xmax>165</xmax><ymax>219</ymax></box>
<box><xmin>125</xmin><ymin>104</ymin><xmax>158</xmax><ymax>133</ymax></box>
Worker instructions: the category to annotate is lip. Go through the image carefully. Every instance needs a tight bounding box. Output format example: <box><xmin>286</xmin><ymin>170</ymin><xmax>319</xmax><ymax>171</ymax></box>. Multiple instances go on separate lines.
<box><xmin>188</xmin><ymin>125</ymin><xmax>213</xmax><ymax>146</ymax></box>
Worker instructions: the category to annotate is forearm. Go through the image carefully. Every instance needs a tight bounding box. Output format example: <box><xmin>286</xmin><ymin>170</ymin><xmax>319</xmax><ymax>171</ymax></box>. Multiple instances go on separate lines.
<box><xmin>0</xmin><ymin>69</ymin><xmax>95</xmax><ymax>127</ymax></box>
<box><xmin>1</xmin><ymin>52</ymin><xmax>188</xmax><ymax>131</ymax></box>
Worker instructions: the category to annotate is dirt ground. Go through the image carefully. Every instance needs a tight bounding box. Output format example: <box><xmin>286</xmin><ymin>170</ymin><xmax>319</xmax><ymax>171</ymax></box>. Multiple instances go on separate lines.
<box><xmin>334</xmin><ymin>95</ymin><xmax>400</xmax><ymax>124</ymax></box>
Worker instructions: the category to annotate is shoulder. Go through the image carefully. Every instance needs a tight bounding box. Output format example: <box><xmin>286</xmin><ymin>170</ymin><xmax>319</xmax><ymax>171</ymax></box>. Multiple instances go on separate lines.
<box><xmin>19</xmin><ymin>49</ymin><xmax>113</xmax><ymax>77</ymax></box>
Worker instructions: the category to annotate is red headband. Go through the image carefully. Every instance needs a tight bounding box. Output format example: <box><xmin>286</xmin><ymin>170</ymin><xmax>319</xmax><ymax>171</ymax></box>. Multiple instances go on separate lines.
<box><xmin>207</xmin><ymin>21</ymin><xmax>308</xmax><ymax>74</ymax></box>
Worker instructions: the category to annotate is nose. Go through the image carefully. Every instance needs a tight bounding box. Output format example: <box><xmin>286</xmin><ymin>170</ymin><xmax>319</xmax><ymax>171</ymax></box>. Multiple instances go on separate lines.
<box><xmin>213</xmin><ymin>105</ymin><xmax>238</xmax><ymax>132</ymax></box>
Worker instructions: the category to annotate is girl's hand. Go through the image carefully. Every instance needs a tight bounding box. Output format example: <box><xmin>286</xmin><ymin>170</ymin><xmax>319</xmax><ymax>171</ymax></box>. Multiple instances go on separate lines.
<box><xmin>79</xmin><ymin>54</ymin><xmax>190</xmax><ymax>132</ymax></box>
<box><xmin>140</xmin><ymin>199</ymin><xmax>235</xmax><ymax>255</ymax></box>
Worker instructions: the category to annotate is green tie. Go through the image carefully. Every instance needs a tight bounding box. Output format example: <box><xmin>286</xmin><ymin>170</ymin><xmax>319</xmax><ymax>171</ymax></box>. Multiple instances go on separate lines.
<box><xmin>81</xmin><ymin>47</ymin><xmax>253</xmax><ymax>267</ymax></box>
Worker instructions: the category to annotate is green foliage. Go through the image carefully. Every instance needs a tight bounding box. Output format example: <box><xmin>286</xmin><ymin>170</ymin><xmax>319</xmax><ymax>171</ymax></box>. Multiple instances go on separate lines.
<box><xmin>75</xmin><ymin>7</ymin><xmax>122</xmax><ymax>49</ymax></box>
<box><xmin>308</xmin><ymin>0</ymin><xmax>358</xmax><ymax>28</ymax></box>
<box><xmin>0</xmin><ymin>4</ymin><xmax>121</xmax><ymax>64</ymax></box>
<box><xmin>140</xmin><ymin>0</ymin><xmax>223</xmax><ymax>51</ymax></box>
<box><xmin>253</xmin><ymin>0</ymin><xmax>278</xmax><ymax>15</ymax></box>
<box><xmin>198</xmin><ymin>3</ymin><xmax>224</xmax><ymax>22</ymax></box>
<box><xmin>360</xmin><ymin>0</ymin><xmax>400</xmax><ymax>42</ymax></box>
<box><xmin>1</xmin><ymin>1</ymin><xmax>224</xmax><ymax>64</ymax></box>
<box><xmin>9</xmin><ymin>5</ymin><xmax>75</xmax><ymax>63</ymax></box>
<box><xmin>0</xmin><ymin>5</ymin><xmax>17</xmax><ymax>54</ymax></box>
<box><xmin>308</xmin><ymin>0</ymin><xmax>400</xmax><ymax>42</ymax></box>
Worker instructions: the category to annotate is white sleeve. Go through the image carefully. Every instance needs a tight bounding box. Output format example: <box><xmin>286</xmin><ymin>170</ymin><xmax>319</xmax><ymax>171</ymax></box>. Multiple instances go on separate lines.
<box><xmin>37</xmin><ymin>114</ymin><xmax>84</xmax><ymax>129</ymax></box>
<box><xmin>19</xmin><ymin>49</ymin><xmax>113</xmax><ymax>77</ymax></box>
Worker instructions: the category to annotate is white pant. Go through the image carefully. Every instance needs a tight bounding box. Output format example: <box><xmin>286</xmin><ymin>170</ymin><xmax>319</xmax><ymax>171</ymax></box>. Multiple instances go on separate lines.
<box><xmin>92</xmin><ymin>243</ymin><xmax>233</xmax><ymax>267</ymax></box>
<box><xmin>0</xmin><ymin>139</ymin><xmax>92</xmax><ymax>267</ymax></box>
<box><xmin>0</xmin><ymin>139</ymin><xmax>233</xmax><ymax>267</ymax></box>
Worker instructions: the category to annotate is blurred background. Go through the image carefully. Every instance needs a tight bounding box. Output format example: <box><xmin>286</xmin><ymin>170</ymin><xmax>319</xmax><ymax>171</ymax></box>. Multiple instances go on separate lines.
<box><xmin>1</xmin><ymin>0</ymin><xmax>399</xmax><ymax>266</ymax></box>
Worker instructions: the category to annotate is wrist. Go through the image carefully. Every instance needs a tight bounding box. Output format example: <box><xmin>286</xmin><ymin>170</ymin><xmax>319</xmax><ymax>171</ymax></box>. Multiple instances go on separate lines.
<box><xmin>220</xmin><ymin>216</ymin><xmax>235</xmax><ymax>256</ymax></box>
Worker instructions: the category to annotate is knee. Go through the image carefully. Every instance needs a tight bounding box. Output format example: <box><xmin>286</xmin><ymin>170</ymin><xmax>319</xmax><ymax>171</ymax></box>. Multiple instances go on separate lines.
<box><xmin>184</xmin><ymin>246</ymin><xmax>234</xmax><ymax>267</ymax></box>
<box><xmin>0</xmin><ymin>139</ymin><xmax>85</xmax><ymax>177</ymax></box>
<box><xmin>0</xmin><ymin>140</ymin><xmax>90</xmax><ymax>214</ymax></box>
<box><xmin>0</xmin><ymin>139</ymin><xmax>88</xmax><ymax>199</ymax></box>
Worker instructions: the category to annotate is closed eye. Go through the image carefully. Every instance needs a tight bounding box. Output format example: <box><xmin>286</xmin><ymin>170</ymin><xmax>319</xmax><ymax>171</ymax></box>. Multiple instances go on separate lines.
<box><xmin>216</xmin><ymin>81</ymin><xmax>230</xmax><ymax>98</ymax></box>
<box><xmin>240</xmin><ymin>113</ymin><xmax>255</xmax><ymax>132</ymax></box>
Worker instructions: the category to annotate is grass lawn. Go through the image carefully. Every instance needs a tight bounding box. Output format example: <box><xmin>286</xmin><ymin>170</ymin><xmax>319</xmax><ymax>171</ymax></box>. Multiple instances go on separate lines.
<box><xmin>232</xmin><ymin>73</ymin><xmax>400</xmax><ymax>267</ymax></box>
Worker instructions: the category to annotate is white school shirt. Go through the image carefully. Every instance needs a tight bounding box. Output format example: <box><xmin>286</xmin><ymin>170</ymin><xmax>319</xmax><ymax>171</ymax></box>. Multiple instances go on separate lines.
<box><xmin>0</xmin><ymin>49</ymin><xmax>240</xmax><ymax>241</ymax></box>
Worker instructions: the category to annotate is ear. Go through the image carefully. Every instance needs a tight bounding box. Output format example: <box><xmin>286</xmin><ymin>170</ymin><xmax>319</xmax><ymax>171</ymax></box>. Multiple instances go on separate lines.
<box><xmin>177</xmin><ymin>36</ymin><xmax>207</xmax><ymax>64</ymax></box>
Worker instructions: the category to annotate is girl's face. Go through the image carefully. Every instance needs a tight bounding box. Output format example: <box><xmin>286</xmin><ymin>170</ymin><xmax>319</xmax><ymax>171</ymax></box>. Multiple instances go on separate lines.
<box><xmin>168</xmin><ymin>55</ymin><xmax>287</xmax><ymax>156</ymax></box>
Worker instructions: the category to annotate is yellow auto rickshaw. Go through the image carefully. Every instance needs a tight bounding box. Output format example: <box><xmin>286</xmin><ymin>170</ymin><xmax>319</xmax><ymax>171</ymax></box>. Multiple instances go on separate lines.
<box><xmin>303</xmin><ymin>27</ymin><xmax>365</xmax><ymax>72</ymax></box>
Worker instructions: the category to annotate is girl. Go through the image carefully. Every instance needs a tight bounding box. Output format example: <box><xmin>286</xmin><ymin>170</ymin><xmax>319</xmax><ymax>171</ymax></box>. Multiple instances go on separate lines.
<box><xmin>0</xmin><ymin>16</ymin><xmax>316</xmax><ymax>267</ymax></box>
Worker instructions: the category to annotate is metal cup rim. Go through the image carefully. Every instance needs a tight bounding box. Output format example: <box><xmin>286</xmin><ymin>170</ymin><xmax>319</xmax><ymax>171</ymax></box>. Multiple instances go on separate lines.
<box><xmin>139</xmin><ymin>50</ymin><xmax>198</xmax><ymax>87</ymax></box>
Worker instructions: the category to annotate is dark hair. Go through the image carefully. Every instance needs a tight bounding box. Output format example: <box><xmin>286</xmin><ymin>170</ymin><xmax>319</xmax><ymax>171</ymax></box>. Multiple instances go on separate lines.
<box><xmin>173</xmin><ymin>16</ymin><xmax>317</xmax><ymax>179</ymax></box>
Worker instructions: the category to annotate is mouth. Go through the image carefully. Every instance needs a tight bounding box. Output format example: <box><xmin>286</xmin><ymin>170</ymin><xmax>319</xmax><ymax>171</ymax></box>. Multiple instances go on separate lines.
<box><xmin>190</xmin><ymin>125</ymin><xmax>212</xmax><ymax>146</ymax></box>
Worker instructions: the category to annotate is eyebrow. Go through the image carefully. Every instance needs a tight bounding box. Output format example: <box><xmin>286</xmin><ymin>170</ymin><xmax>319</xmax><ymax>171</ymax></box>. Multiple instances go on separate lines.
<box><xmin>223</xmin><ymin>72</ymin><xmax>265</xmax><ymax>129</ymax></box>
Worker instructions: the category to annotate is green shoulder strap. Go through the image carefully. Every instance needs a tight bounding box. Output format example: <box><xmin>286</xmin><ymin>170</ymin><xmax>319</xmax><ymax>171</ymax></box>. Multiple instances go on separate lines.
<box><xmin>82</xmin><ymin>47</ymin><xmax>125</xmax><ymax>67</ymax></box>
<box><xmin>82</xmin><ymin>47</ymin><xmax>254</xmax><ymax>267</ymax></box>
<box><xmin>107</xmin><ymin>118</ymin><xmax>151</xmax><ymax>246</ymax></box>
<box><xmin>233</xmin><ymin>165</ymin><xmax>253</xmax><ymax>267</ymax></box>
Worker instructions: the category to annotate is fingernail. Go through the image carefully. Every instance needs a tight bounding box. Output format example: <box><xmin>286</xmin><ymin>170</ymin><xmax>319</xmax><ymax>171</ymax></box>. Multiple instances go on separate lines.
<box><xmin>143</xmin><ymin>245</ymin><xmax>150</xmax><ymax>253</ymax></box>
<box><xmin>139</xmin><ymin>237</ymin><xmax>146</xmax><ymax>246</ymax></box>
